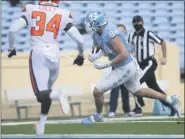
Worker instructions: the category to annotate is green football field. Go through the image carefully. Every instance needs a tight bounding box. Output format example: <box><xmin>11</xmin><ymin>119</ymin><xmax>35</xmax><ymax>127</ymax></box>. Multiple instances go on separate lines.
<box><xmin>1</xmin><ymin>117</ymin><xmax>184</xmax><ymax>135</ymax></box>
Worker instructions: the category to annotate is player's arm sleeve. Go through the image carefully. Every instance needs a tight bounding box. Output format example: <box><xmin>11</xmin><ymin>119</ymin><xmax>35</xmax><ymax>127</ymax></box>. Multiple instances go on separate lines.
<box><xmin>65</xmin><ymin>26</ymin><xmax>84</xmax><ymax>56</ymax></box>
<box><xmin>64</xmin><ymin>13</ymin><xmax>84</xmax><ymax>56</ymax></box>
<box><xmin>8</xmin><ymin>18</ymin><xmax>27</xmax><ymax>50</ymax></box>
<box><xmin>148</xmin><ymin>31</ymin><xmax>164</xmax><ymax>44</ymax></box>
<box><xmin>21</xmin><ymin>4</ymin><xmax>32</xmax><ymax>25</ymax></box>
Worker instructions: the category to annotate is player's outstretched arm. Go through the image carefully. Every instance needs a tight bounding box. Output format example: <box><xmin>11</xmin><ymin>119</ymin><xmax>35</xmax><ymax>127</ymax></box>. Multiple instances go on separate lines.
<box><xmin>65</xmin><ymin>23</ymin><xmax>85</xmax><ymax>66</ymax></box>
<box><xmin>8</xmin><ymin>17</ymin><xmax>27</xmax><ymax>58</ymax></box>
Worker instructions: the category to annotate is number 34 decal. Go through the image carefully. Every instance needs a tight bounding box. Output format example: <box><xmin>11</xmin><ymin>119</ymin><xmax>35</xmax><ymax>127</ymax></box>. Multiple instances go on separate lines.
<box><xmin>31</xmin><ymin>11</ymin><xmax>61</xmax><ymax>39</ymax></box>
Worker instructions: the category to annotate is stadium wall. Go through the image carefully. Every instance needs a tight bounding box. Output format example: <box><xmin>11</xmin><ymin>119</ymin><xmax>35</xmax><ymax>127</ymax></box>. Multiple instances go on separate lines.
<box><xmin>1</xmin><ymin>42</ymin><xmax>184</xmax><ymax>119</ymax></box>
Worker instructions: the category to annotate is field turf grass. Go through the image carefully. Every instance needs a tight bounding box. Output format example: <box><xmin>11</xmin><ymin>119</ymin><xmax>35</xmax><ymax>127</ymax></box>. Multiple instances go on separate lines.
<box><xmin>1</xmin><ymin>118</ymin><xmax>184</xmax><ymax>135</ymax></box>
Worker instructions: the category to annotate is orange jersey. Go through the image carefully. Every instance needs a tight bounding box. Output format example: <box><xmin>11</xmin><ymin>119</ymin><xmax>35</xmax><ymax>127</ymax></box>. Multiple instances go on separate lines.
<box><xmin>22</xmin><ymin>4</ymin><xmax>73</xmax><ymax>47</ymax></box>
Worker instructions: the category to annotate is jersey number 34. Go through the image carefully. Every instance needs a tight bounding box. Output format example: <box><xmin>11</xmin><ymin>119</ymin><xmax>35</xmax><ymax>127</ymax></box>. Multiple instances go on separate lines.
<box><xmin>31</xmin><ymin>11</ymin><xmax>61</xmax><ymax>39</ymax></box>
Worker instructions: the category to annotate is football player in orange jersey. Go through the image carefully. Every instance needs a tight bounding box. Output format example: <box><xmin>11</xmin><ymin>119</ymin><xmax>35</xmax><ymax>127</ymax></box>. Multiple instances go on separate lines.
<box><xmin>8</xmin><ymin>0</ymin><xmax>84</xmax><ymax>135</ymax></box>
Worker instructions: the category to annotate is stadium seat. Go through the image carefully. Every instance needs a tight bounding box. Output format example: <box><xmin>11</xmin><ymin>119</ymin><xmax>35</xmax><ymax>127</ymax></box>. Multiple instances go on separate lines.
<box><xmin>175</xmin><ymin>32</ymin><xmax>184</xmax><ymax>38</ymax></box>
<box><xmin>136</xmin><ymin>10</ymin><xmax>152</xmax><ymax>18</ymax></box>
<box><xmin>152</xmin><ymin>10</ymin><xmax>169</xmax><ymax>17</ymax></box>
<box><xmin>152</xmin><ymin>17</ymin><xmax>169</xmax><ymax>25</ymax></box>
<box><xmin>134</xmin><ymin>2</ymin><xmax>152</xmax><ymax>10</ymax></box>
<box><xmin>171</xmin><ymin>10</ymin><xmax>184</xmax><ymax>17</ymax></box>
<box><xmin>157</xmin><ymin>31</ymin><xmax>170</xmax><ymax>41</ymax></box>
<box><xmin>120</xmin><ymin>10</ymin><xmax>135</xmax><ymax>18</ymax></box>
<box><xmin>104</xmin><ymin>2</ymin><xmax>118</xmax><ymax>10</ymax></box>
<box><xmin>119</xmin><ymin>2</ymin><xmax>134</xmax><ymax>11</ymax></box>
<box><xmin>176</xmin><ymin>38</ymin><xmax>184</xmax><ymax>47</ymax></box>
<box><xmin>171</xmin><ymin>16</ymin><xmax>184</xmax><ymax>24</ymax></box>
<box><xmin>152</xmin><ymin>2</ymin><xmax>169</xmax><ymax>10</ymax></box>
<box><xmin>170</xmin><ymin>2</ymin><xmax>184</xmax><ymax>10</ymax></box>
<box><xmin>153</xmin><ymin>24</ymin><xmax>171</xmax><ymax>32</ymax></box>
<box><xmin>70</xmin><ymin>2</ymin><xmax>84</xmax><ymax>11</ymax></box>
<box><xmin>169</xmin><ymin>23</ymin><xmax>184</xmax><ymax>31</ymax></box>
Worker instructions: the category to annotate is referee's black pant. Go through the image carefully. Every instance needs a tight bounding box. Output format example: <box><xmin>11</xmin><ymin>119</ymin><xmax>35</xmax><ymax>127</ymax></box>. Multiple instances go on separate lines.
<box><xmin>134</xmin><ymin>57</ymin><xmax>175</xmax><ymax>111</ymax></box>
<box><xmin>109</xmin><ymin>84</ymin><xmax>130</xmax><ymax>113</ymax></box>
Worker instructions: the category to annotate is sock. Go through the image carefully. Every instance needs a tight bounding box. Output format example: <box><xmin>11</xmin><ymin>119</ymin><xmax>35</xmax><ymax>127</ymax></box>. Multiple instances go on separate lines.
<box><xmin>49</xmin><ymin>91</ymin><xmax>59</xmax><ymax>100</ymax></box>
<box><xmin>39</xmin><ymin>114</ymin><xmax>47</xmax><ymax>127</ymax></box>
<box><xmin>96</xmin><ymin>112</ymin><xmax>102</xmax><ymax>116</ymax></box>
<box><xmin>165</xmin><ymin>96</ymin><xmax>172</xmax><ymax>104</ymax></box>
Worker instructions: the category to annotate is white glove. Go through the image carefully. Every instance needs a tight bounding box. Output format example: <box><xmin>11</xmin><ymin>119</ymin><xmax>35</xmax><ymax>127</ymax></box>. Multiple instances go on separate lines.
<box><xmin>93</xmin><ymin>61</ymin><xmax>112</xmax><ymax>70</ymax></box>
<box><xmin>88</xmin><ymin>47</ymin><xmax>104</xmax><ymax>62</ymax></box>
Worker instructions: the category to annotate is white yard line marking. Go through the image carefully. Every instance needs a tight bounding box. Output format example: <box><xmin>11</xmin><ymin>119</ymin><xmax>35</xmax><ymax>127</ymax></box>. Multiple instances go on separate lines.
<box><xmin>1</xmin><ymin>134</ymin><xmax>184</xmax><ymax>139</ymax></box>
<box><xmin>1</xmin><ymin>116</ymin><xmax>184</xmax><ymax>126</ymax></box>
<box><xmin>1</xmin><ymin>120</ymin><xmax>184</xmax><ymax>126</ymax></box>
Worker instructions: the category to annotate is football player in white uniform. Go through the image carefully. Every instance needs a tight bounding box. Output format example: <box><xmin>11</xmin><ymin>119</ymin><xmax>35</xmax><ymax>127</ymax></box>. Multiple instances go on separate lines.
<box><xmin>8</xmin><ymin>0</ymin><xmax>84</xmax><ymax>135</ymax></box>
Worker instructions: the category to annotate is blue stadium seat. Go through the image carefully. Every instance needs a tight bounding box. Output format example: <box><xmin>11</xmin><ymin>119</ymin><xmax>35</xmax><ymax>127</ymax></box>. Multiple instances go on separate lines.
<box><xmin>152</xmin><ymin>17</ymin><xmax>169</xmax><ymax>25</ymax></box>
<box><xmin>153</xmin><ymin>10</ymin><xmax>169</xmax><ymax>17</ymax></box>
<box><xmin>169</xmin><ymin>23</ymin><xmax>184</xmax><ymax>31</ymax></box>
<box><xmin>176</xmin><ymin>38</ymin><xmax>184</xmax><ymax>47</ymax></box>
<box><xmin>171</xmin><ymin>16</ymin><xmax>184</xmax><ymax>24</ymax></box>
<box><xmin>153</xmin><ymin>24</ymin><xmax>171</xmax><ymax>32</ymax></box>
<box><xmin>136</xmin><ymin>10</ymin><xmax>152</xmax><ymax>18</ymax></box>
<box><xmin>104</xmin><ymin>2</ymin><xmax>119</xmax><ymax>10</ymax></box>
<box><xmin>152</xmin><ymin>2</ymin><xmax>170</xmax><ymax>10</ymax></box>
<box><xmin>170</xmin><ymin>2</ymin><xmax>184</xmax><ymax>10</ymax></box>
<box><xmin>158</xmin><ymin>31</ymin><xmax>170</xmax><ymax>41</ymax></box>
<box><xmin>120</xmin><ymin>10</ymin><xmax>134</xmax><ymax>18</ymax></box>
<box><xmin>175</xmin><ymin>32</ymin><xmax>184</xmax><ymax>39</ymax></box>
<box><xmin>135</xmin><ymin>2</ymin><xmax>152</xmax><ymax>10</ymax></box>
<box><xmin>119</xmin><ymin>2</ymin><xmax>134</xmax><ymax>11</ymax></box>
<box><xmin>171</xmin><ymin>10</ymin><xmax>184</xmax><ymax>17</ymax></box>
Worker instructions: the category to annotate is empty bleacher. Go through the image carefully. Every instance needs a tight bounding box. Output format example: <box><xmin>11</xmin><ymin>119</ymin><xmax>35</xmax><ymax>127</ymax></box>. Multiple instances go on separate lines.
<box><xmin>1</xmin><ymin>1</ymin><xmax>184</xmax><ymax>71</ymax></box>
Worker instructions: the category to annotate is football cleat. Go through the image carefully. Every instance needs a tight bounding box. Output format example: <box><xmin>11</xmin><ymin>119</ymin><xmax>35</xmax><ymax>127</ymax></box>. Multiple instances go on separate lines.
<box><xmin>81</xmin><ymin>113</ymin><xmax>103</xmax><ymax>125</ymax></box>
<box><xmin>171</xmin><ymin>95</ymin><xmax>180</xmax><ymax>117</ymax></box>
<box><xmin>34</xmin><ymin>123</ymin><xmax>44</xmax><ymax>136</ymax></box>
<box><xmin>58</xmin><ymin>89</ymin><xmax>70</xmax><ymax>114</ymax></box>
<box><xmin>108</xmin><ymin>112</ymin><xmax>115</xmax><ymax>118</ymax></box>
<box><xmin>129</xmin><ymin>107</ymin><xmax>143</xmax><ymax>117</ymax></box>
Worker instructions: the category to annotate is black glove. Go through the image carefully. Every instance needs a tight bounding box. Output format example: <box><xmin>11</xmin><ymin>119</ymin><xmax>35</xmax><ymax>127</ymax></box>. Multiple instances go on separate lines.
<box><xmin>8</xmin><ymin>48</ymin><xmax>16</xmax><ymax>58</ymax></box>
<box><xmin>73</xmin><ymin>55</ymin><xmax>84</xmax><ymax>66</ymax></box>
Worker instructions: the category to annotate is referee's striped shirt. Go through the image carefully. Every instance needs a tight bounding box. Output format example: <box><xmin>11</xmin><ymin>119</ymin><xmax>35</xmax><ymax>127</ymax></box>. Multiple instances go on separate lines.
<box><xmin>128</xmin><ymin>29</ymin><xmax>163</xmax><ymax>63</ymax></box>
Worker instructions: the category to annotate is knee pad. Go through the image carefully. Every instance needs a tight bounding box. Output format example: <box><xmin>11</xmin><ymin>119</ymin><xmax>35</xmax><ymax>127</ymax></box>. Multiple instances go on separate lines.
<box><xmin>37</xmin><ymin>90</ymin><xmax>52</xmax><ymax>114</ymax></box>
<box><xmin>36</xmin><ymin>89</ymin><xmax>52</xmax><ymax>103</ymax></box>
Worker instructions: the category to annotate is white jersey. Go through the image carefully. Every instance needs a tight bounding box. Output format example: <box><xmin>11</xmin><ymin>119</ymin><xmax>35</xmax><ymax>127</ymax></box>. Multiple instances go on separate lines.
<box><xmin>22</xmin><ymin>4</ymin><xmax>73</xmax><ymax>47</ymax></box>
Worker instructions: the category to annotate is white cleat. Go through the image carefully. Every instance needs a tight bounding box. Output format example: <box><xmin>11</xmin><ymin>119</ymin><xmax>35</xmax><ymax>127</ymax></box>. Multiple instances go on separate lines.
<box><xmin>108</xmin><ymin>112</ymin><xmax>115</xmax><ymax>118</ymax></box>
<box><xmin>34</xmin><ymin>123</ymin><xmax>44</xmax><ymax>136</ymax></box>
<box><xmin>58</xmin><ymin>89</ymin><xmax>70</xmax><ymax>114</ymax></box>
<box><xmin>171</xmin><ymin>95</ymin><xmax>181</xmax><ymax>117</ymax></box>
<box><xmin>124</xmin><ymin>112</ymin><xmax>133</xmax><ymax>117</ymax></box>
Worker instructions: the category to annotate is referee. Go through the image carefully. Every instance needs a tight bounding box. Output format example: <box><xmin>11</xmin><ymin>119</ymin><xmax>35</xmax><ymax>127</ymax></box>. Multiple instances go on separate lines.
<box><xmin>128</xmin><ymin>15</ymin><xmax>176</xmax><ymax>116</ymax></box>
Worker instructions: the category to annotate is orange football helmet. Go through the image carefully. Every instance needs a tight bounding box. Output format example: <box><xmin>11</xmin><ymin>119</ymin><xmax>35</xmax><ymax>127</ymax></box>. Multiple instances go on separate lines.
<box><xmin>39</xmin><ymin>0</ymin><xmax>59</xmax><ymax>7</ymax></box>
